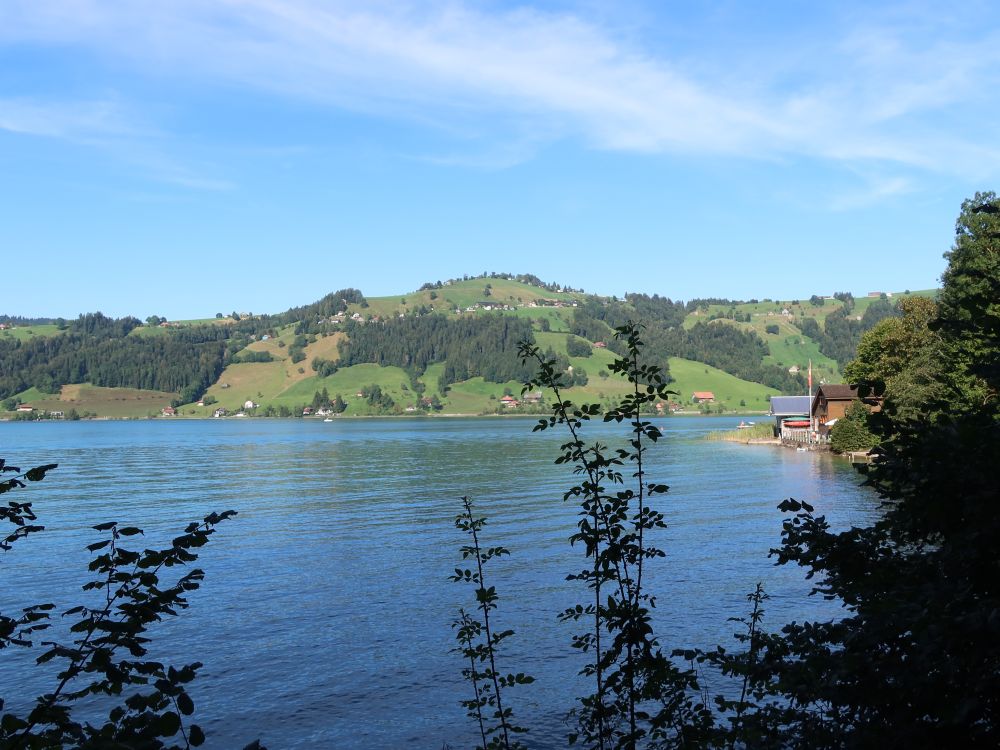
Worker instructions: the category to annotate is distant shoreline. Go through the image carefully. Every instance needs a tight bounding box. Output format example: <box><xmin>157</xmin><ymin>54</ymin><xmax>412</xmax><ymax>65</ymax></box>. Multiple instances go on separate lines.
<box><xmin>2</xmin><ymin>411</ymin><xmax>773</xmax><ymax>423</ymax></box>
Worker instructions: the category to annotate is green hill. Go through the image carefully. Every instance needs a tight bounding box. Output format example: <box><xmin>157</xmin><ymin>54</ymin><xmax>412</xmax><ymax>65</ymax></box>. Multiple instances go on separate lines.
<box><xmin>1</xmin><ymin>275</ymin><xmax>928</xmax><ymax>419</ymax></box>
<box><xmin>667</xmin><ymin>358</ymin><xmax>778</xmax><ymax>412</ymax></box>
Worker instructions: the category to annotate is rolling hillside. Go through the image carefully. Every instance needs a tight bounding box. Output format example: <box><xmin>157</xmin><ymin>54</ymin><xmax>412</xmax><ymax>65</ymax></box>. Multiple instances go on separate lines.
<box><xmin>1</xmin><ymin>275</ymin><xmax>928</xmax><ymax>418</ymax></box>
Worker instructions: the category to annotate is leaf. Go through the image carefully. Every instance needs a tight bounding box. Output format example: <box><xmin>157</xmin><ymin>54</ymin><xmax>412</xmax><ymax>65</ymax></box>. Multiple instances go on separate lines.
<box><xmin>92</xmin><ymin>521</ymin><xmax>117</xmax><ymax>531</ymax></box>
<box><xmin>158</xmin><ymin>710</ymin><xmax>181</xmax><ymax>736</ymax></box>
<box><xmin>190</xmin><ymin>724</ymin><xmax>207</xmax><ymax>746</ymax></box>
<box><xmin>177</xmin><ymin>691</ymin><xmax>195</xmax><ymax>715</ymax></box>
<box><xmin>25</xmin><ymin>464</ymin><xmax>57</xmax><ymax>482</ymax></box>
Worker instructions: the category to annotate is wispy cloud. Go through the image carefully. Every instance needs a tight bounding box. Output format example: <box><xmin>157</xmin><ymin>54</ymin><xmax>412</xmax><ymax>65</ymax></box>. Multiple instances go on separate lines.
<box><xmin>828</xmin><ymin>175</ymin><xmax>915</xmax><ymax>212</ymax></box>
<box><xmin>0</xmin><ymin>97</ymin><xmax>134</xmax><ymax>138</ymax></box>
<box><xmin>0</xmin><ymin>95</ymin><xmax>233</xmax><ymax>191</ymax></box>
<box><xmin>3</xmin><ymin>1</ymin><xmax>999</xmax><ymax>190</ymax></box>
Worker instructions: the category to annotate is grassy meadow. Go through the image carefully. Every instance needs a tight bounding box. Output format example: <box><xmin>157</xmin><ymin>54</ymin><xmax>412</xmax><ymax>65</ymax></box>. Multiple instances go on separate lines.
<box><xmin>4</xmin><ymin>384</ymin><xmax>176</xmax><ymax>418</ymax></box>
<box><xmin>0</xmin><ymin>324</ymin><xmax>62</xmax><ymax>342</ymax></box>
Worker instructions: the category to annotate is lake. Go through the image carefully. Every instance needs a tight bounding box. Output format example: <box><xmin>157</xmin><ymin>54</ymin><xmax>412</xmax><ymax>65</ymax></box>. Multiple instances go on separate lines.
<box><xmin>0</xmin><ymin>417</ymin><xmax>879</xmax><ymax>748</ymax></box>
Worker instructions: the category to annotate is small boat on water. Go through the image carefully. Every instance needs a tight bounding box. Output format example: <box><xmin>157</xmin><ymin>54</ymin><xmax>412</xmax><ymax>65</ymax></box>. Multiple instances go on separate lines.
<box><xmin>323</xmin><ymin>417</ymin><xmax>334</xmax><ymax>422</ymax></box>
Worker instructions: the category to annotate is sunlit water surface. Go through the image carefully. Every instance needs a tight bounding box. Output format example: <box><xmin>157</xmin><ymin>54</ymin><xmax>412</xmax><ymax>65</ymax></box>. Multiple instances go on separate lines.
<box><xmin>1</xmin><ymin>417</ymin><xmax>878</xmax><ymax>748</ymax></box>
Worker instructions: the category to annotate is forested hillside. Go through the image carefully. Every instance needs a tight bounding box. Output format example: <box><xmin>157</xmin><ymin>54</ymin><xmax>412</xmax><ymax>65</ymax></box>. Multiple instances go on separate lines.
<box><xmin>336</xmin><ymin>315</ymin><xmax>537</xmax><ymax>387</ymax></box>
<box><xmin>0</xmin><ymin>313</ymin><xmax>228</xmax><ymax>404</ymax></box>
<box><xmin>573</xmin><ymin>295</ymin><xmax>807</xmax><ymax>392</ymax></box>
<box><xmin>0</xmin><ymin>275</ymin><xmax>927</xmax><ymax>417</ymax></box>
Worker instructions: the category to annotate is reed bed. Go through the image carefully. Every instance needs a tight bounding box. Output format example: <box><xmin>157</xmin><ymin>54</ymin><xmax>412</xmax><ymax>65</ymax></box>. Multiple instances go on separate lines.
<box><xmin>704</xmin><ymin>422</ymin><xmax>775</xmax><ymax>442</ymax></box>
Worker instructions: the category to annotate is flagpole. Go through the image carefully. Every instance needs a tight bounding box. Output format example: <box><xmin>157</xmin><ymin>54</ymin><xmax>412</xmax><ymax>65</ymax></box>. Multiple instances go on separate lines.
<box><xmin>808</xmin><ymin>359</ymin><xmax>813</xmax><ymax>444</ymax></box>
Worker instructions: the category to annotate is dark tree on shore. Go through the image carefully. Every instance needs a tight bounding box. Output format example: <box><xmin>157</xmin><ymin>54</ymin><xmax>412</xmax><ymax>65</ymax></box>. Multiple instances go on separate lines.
<box><xmin>754</xmin><ymin>192</ymin><xmax>1000</xmax><ymax>746</ymax></box>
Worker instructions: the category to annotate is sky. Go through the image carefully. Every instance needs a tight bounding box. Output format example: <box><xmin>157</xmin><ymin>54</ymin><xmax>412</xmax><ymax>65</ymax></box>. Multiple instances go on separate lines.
<box><xmin>2</xmin><ymin>1</ymin><xmax>999</xmax><ymax>319</ymax></box>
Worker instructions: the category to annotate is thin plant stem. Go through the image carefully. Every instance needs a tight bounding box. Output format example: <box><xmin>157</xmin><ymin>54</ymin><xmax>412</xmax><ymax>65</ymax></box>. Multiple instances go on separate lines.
<box><xmin>464</xmin><ymin>498</ymin><xmax>512</xmax><ymax>750</ymax></box>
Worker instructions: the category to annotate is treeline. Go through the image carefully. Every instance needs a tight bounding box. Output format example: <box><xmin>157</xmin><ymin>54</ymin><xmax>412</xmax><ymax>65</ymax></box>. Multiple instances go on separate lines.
<box><xmin>272</xmin><ymin>288</ymin><xmax>368</xmax><ymax>334</ymax></box>
<box><xmin>421</xmin><ymin>272</ymin><xmax>584</xmax><ymax>294</ymax></box>
<box><xmin>676</xmin><ymin>322</ymin><xmax>805</xmax><ymax>392</ymax></box>
<box><xmin>0</xmin><ymin>313</ymin><xmax>228</xmax><ymax>404</ymax></box>
<box><xmin>797</xmin><ymin>298</ymin><xmax>897</xmax><ymax>367</ymax></box>
<box><xmin>336</xmin><ymin>314</ymin><xmax>537</xmax><ymax>388</ymax></box>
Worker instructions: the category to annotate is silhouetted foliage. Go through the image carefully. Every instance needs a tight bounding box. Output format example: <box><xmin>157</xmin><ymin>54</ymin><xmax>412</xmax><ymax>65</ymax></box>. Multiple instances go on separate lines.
<box><xmin>451</xmin><ymin>497</ymin><xmax>532</xmax><ymax>750</ymax></box>
<box><xmin>519</xmin><ymin>323</ymin><xmax>715</xmax><ymax>748</ymax></box>
<box><xmin>749</xmin><ymin>191</ymin><xmax>1000</xmax><ymax>746</ymax></box>
<box><xmin>0</xmin><ymin>458</ymin><xmax>254</xmax><ymax>749</ymax></box>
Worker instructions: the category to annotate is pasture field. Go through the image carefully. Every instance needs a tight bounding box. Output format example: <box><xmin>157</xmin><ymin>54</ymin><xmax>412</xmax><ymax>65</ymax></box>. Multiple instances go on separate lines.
<box><xmin>279</xmin><ymin>332</ymin><xmax>346</xmax><ymax>386</ymax></box>
<box><xmin>196</xmin><ymin>362</ymin><xmax>289</xmax><ymax>413</ymax></box>
<box><xmin>431</xmin><ymin>277</ymin><xmax>580</xmax><ymax>309</ymax></box>
<box><xmin>350</xmin><ymin>278</ymin><xmax>585</xmax><ymax>320</ymax></box>
<box><xmin>441</xmin><ymin>376</ymin><xmax>524</xmax><ymax>414</ymax></box>
<box><xmin>702</xmin><ymin>317</ymin><xmax>840</xmax><ymax>381</ymax></box>
<box><xmin>506</xmin><ymin>306</ymin><xmax>573</xmax><ymax>331</ymax></box>
<box><xmin>418</xmin><ymin>362</ymin><xmax>446</xmax><ymax>396</ymax></box>
<box><xmin>276</xmin><ymin>364</ymin><xmax>413</xmax><ymax>414</ymax></box>
<box><xmin>7</xmin><ymin>386</ymin><xmax>49</xmax><ymax>405</ymax></box>
<box><xmin>5</xmin><ymin>384</ymin><xmax>176</xmax><ymax>418</ymax></box>
<box><xmin>666</xmin><ymin>357</ymin><xmax>778</xmax><ymax>412</ymax></box>
<box><xmin>851</xmin><ymin>288</ymin><xmax>936</xmax><ymax>316</ymax></box>
<box><xmin>0</xmin><ymin>324</ymin><xmax>61</xmax><ymax>341</ymax></box>
<box><xmin>244</xmin><ymin>332</ymin><xmax>292</xmax><ymax>359</ymax></box>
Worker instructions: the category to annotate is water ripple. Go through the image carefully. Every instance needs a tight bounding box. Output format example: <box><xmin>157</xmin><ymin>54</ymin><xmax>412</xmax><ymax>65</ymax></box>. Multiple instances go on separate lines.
<box><xmin>0</xmin><ymin>417</ymin><xmax>878</xmax><ymax>748</ymax></box>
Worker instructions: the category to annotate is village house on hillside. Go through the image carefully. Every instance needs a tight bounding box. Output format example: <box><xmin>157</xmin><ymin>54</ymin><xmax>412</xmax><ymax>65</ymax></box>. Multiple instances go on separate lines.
<box><xmin>812</xmin><ymin>384</ymin><xmax>882</xmax><ymax>437</ymax></box>
<box><xmin>161</xmin><ymin>406</ymin><xmax>176</xmax><ymax>417</ymax></box>
<box><xmin>499</xmin><ymin>395</ymin><xmax>519</xmax><ymax>408</ymax></box>
<box><xmin>656</xmin><ymin>401</ymin><xmax>683</xmax><ymax>414</ymax></box>
<box><xmin>691</xmin><ymin>391</ymin><xmax>715</xmax><ymax>403</ymax></box>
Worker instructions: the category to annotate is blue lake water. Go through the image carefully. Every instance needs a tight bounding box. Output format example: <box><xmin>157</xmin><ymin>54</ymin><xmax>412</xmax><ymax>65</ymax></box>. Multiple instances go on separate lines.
<box><xmin>0</xmin><ymin>417</ymin><xmax>879</xmax><ymax>748</ymax></box>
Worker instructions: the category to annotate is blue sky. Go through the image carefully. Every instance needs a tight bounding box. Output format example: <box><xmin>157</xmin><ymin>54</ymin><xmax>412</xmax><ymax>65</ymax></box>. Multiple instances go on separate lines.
<box><xmin>2</xmin><ymin>1</ymin><xmax>998</xmax><ymax>319</ymax></box>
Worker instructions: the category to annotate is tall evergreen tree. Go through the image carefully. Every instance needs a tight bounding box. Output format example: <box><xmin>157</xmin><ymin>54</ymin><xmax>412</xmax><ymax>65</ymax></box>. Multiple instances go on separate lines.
<box><xmin>755</xmin><ymin>192</ymin><xmax>1000</xmax><ymax>747</ymax></box>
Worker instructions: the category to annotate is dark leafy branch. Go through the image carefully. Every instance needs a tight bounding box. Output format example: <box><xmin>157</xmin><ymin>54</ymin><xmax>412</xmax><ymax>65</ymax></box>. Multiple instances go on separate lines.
<box><xmin>451</xmin><ymin>496</ymin><xmax>532</xmax><ymax>750</ymax></box>
<box><xmin>0</xmin><ymin>457</ymin><xmax>262</xmax><ymax>750</ymax></box>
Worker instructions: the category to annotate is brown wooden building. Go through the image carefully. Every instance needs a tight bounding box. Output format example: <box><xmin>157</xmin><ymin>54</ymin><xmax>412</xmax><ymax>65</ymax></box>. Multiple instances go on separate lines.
<box><xmin>811</xmin><ymin>384</ymin><xmax>882</xmax><ymax>435</ymax></box>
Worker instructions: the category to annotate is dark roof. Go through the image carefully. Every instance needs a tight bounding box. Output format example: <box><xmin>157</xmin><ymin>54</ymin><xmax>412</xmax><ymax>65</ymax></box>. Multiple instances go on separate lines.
<box><xmin>770</xmin><ymin>395</ymin><xmax>811</xmax><ymax>416</ymax></box>
<box><xmin>816</xmin><ymin>384</ymin><xmax>859</xmax><ymax>400</ymax></box>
